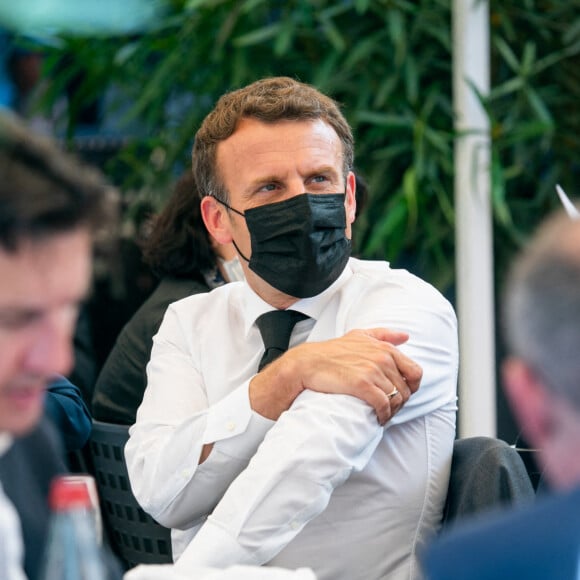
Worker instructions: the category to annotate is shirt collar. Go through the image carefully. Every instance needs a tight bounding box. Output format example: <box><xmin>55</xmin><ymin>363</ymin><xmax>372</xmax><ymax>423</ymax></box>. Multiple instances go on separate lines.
<box><xmin>0</xmin><ymin>432</ymin><xmax>13</xmax><ymax>457</ymax></box>
<box><xmin>241</xmin><ymin>258</ymin><xmax>354</xmax><ymax>336</ymax></box>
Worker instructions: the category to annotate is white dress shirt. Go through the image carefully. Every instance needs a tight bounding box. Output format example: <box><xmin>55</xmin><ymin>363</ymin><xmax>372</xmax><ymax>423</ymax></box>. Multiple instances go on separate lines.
<box><xmin>125</xmin><ymin>563</ymin><xmax>316</xmax><ymax>580</ymax></box>
<box><xmin>126</xmin><ymin>258</ymin><xmax>458</xmax><ymax>580</ymax></box>
<box><xmin>0</xmin><ymin>433</ymin><xmax>27</xmax><ymax>580</ymax></box>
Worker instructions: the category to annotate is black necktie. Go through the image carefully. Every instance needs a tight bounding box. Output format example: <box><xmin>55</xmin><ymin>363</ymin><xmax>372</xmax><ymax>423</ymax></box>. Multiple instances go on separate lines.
<box><xmin>256</xmin><ymin>310</ymin><xmax>308</xmax><ymax>371</ymax></box>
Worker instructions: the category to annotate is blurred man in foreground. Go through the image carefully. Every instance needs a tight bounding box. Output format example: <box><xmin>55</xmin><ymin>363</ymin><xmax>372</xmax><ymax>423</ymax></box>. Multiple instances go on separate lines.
<box><xmin>423</xmin><ymin>209</ymin><xmax>580</xmax><ymax>580</ymax></box>
<box><xmin>0</xmin><ymin>109</ymin><xmax>115</xmax><ymax>579</ymax></box>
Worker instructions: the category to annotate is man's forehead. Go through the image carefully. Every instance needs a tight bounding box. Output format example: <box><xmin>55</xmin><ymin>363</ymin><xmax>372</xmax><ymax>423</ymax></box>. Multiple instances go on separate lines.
<box><xmin>0</xmin><ymin>229</ymin><xmax>91</xmax><ymax>308</ymax></box>
<box><xmin>218</xmin><ymin>119</ymin><xmax>342</xmax><ymax>170</ymax></box>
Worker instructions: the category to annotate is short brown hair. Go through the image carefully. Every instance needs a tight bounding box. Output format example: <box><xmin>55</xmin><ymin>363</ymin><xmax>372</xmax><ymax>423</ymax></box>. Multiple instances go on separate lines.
<box><xmin>192</xmin><ymin>76</ymin><xmax>354</xmax><ymax>203</ymax></box>
<box><xmin>0</xmin><ymin>111</ymin><xmax>118</xmax><ymax>252</ymax></box>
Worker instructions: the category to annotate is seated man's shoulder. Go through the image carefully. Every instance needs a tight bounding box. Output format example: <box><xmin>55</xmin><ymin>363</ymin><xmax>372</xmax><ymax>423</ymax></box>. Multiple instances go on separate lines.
<box><xmin>350</xmin><ymin>258</ymin><xmax>452</xmax><ymax>310</ymax></box>
<box><xmin>423</xmin><ymin>485</ymin><xmax>580</xmax><ymax>579</ymax></box>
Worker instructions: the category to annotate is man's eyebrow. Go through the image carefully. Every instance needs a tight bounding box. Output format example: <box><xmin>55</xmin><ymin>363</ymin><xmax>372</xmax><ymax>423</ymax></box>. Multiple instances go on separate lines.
<box><xmin>247</xmin><ymin>166</ymin><xmax>339</xmax><ymax>187</ymax></box>
<box><xmin>247</xmin><ymin>174</ymin><xmax>282</xmax><ymax>188</ymax></box>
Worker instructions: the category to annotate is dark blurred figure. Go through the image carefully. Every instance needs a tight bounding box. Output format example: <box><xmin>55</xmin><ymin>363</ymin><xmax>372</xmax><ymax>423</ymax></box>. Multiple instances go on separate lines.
<box><xmin>92</xmin><ymin>172</ymin><xmax>241</xmax><ymax>425</ymax></box>
<box><xmin>423</xmin><ymin>210</ymin><xmax>580</xmax><ymax>580</ymax></box>
<box><xmin>0</xmin><ymin>109</ymin><xmax>120</xmax><ymax>579</ymax></box>
<box><xmin>45</xmin><ymin>376</ymin><xmax>92</xmax><ymax>453</ymax></box>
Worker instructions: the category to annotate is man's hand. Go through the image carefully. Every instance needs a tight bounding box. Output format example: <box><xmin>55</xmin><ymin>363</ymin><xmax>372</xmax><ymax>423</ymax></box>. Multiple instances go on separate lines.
<box><xmin>249</xmin><ymin>328</ymin><xmax>422</xmax><ymax>425</ymax></box>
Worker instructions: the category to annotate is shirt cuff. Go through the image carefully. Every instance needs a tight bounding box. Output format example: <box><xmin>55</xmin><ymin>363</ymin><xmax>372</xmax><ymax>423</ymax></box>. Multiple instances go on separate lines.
<box><xmin>174</xmin><ymin>518</ymin><xmax>260</xmax><ymax>570</ymax></box>
<box><xmin>202</xmin><ymin>380</ymin><xmax>274</xmax><ymax>458</ymax></box>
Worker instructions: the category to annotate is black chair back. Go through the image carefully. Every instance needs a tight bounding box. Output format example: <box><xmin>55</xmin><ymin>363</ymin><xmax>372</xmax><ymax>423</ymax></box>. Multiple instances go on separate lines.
<box><xmin>89</xmin><ymin>420</ymin><xmax>173</xmax><ymax>569</ymax></box>
<box><xmin>443</xmin><ymin>436</ymin><xmax>536</xmax><ymax>529</ymax></box>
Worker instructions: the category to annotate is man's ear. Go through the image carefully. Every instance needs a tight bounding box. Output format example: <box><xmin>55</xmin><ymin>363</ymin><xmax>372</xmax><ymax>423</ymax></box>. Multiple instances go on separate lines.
<box><xmin>200</xmin><ymin>196</ymin><xmax>232</xmax><ymax>244</ymax></box>
<box><xmin>502</xmin><ymin>357</ymin><xmax>552</xmax><ymax>449</ymax></box>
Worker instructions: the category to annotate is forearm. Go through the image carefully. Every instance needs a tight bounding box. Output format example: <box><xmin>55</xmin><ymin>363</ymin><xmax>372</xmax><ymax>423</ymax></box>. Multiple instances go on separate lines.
<box><xmin>126</xmin><ymin>389</ymin><xmax>274</xmax><ymax>529</ymax></box>
<box><xmin>176</xmin><ymin>391</ymin><xmax>383</xmax><ymax>569</ymax></box>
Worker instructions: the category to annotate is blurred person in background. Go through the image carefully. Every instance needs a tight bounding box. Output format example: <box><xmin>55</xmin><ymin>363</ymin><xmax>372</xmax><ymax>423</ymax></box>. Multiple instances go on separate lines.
<box><xmin>422</xmin><ymin>210</ymin><xmax>580</xmax><ymax>580</ymax></box>
<box><xmin>92</xmin><ymin>171</ymin><xmax>241</xmax><ymax>426</ymax></box>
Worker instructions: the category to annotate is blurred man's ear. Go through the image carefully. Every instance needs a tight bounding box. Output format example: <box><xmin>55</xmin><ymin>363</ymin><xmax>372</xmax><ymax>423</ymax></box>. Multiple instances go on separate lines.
<box><xmin>502</xmin><ymin>357</ymin><xmax>553</xmax><ymax>450</ymax></box>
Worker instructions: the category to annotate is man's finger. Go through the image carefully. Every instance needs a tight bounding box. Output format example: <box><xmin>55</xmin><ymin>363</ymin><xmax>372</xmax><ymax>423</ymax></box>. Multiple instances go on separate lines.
<box><xmin>364</xmin><ymin>327</ymin><xmax>409</xmax><ymax>346</ymax></box>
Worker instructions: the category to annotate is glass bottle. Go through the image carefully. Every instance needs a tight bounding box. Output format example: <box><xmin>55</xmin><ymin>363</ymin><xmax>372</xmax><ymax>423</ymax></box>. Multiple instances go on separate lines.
<box><xmin>39</xmin><ymin>475</ymin><xmax>106</xmax><ymax>580</ymax></box>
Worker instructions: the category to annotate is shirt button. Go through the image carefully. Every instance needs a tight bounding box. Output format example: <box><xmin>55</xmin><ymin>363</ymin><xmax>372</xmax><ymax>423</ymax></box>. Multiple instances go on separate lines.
<box><xmin>290</xmin><ymin>521</ymin><xmax>299</xmax><ymax>530</ymax></box>
<box><xmin>181</xmin><ymin>469</ymin><xmax>191</xmax><ymax>478</ymax></box>
<box><xmin>226</xmin><ymin>421</ymin><xmax>236</xmax><ymax>432</ymax></box>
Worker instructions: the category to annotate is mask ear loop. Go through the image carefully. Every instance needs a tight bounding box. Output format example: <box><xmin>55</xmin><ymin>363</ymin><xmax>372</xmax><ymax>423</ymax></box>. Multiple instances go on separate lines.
<box><xmin>212</xmin><ymin>196</ymin><xmax>250</xmax><ymax>262</ymax></box>
<box><xmin>212</xmin><ymin>195</ymin><xmax>245</xmax><ymax>217</ymax></box>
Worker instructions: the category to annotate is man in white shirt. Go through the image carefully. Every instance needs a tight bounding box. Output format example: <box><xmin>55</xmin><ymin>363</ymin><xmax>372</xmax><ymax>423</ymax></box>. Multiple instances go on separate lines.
<box><xmin>126</xmin><ymin>77</ymin><xmax>458</xmax><ymax>580</ymax></box>
<box><xmin>0</xmin><ymin>110</ymin><xmax>115</xmax><ymax>579</ymax></box>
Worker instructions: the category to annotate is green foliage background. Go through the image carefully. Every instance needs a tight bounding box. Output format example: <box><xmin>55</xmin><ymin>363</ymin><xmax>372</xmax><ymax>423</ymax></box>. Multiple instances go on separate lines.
<box><xmin>39</xmin><ymin>0</ymin><xmax>580</xmax><ymax>293</ymax></box>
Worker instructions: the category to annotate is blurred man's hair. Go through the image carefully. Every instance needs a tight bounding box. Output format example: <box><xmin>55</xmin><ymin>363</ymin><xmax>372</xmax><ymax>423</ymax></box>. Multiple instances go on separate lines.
<box><xmin>0</xmin><ymin>111</ymin><xmax>117</xmax><ymax>252</ymax></box>
<box><xmin>503</xmin><ymin>211</ymin><xmax>580</xmax><ymax>409</ymax></box>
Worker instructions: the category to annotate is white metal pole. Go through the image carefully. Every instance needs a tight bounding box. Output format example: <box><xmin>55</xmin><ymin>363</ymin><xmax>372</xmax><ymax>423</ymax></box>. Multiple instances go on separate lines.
<box><xmin>452</xmin><ymin>0</ymin><xmax>496</xmax><ymax>437</ymax></box>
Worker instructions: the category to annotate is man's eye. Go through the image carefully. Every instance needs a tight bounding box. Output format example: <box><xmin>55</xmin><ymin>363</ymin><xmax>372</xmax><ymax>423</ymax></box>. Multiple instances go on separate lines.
<box><xmin>0</xmin><ymin>312</ymin><xmax>40</xmax><ymax>330</ymax></box>
<box><xmin>312</xmin><ymin>176</ymin><xmax>328</xmax><ymax>183</ymax></box>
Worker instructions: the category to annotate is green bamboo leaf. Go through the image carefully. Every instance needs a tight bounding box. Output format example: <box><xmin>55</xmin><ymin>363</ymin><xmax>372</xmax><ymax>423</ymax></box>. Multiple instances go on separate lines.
<box><xmin>490</xmin><ymin>151</ymin><xmax>513</xmax><ymax>228</ymax></box>
<box><xmin>233</xmin><ymin>23</ymin><xmax>281</xmax><ymax>47</ymax></box>
<box><xmin>354</xmin><ymin>0</ymin><xmax>371</xmax><ymax>14</ymax></box>
<box><xmin>274</xmin><ymin>21</ymin><xmax>295</xmax><ymax>56</ymax></box>
<box><xmin>413</xmin><ymin>118</ymin><xmax>426</xmax><ymax>179</ymax></box>
<box><xmin>365</xmin><ymin>199</ymin><xmax>408</xmax><ymax>256</ymax></box>
<box><xmin>320</xmin><ymin>18</ymin><xmax>346</xmax><ymax>52</ymax></box>
<box><xmin>374</xmin><ymin>76</ymin><xmax>399</xmax><ymax>109</ymax></box>
<box><xmin>496</xmin><ymin>120</ymin><xmax>553</xmax><ymax>147</ymax></box>
<box><xmin>402</xmin><ymin>166</ymin><xmax>418</xmax><ymax>232</ymax></box>
<box><xmin>494</xmin><ymin>36</ymin><xmax>521</xmax><ymax>72</ymax></box>
<box><xmin>239</xmin><ymin>0</ymin><xmax>269</xmax><ymax>14</ymax></box>
<box><xmin>424</xmin><ymin>127</ymin><xmax>452</xmax><ymax>156</ymax></box>
<box><xmin>562</xmin><ymin>17</ymin><xmax>580</xmax><ymax>45</ymax></box>
<box><xmin>114</xmin><ymin>41</ymin><xmax>140</xmax><ymax>65</ymax></box>
<box><xmin>534</xmin><ymin>38</ymin><xmax>580</xmax><ymax>74</ymax></box>
<box><xmin>355</xmin><ymin>111</ymin><xmax>413</xmax><ymax>128</ymax></box>
<box><xmin>525</xmin><ymin>87</ymin><xmax>554</xmax><ymax>125</ymax></box>
<box><xmin>520</xmin><ymin>41</ymin><xmax>536</xmax><ymax>77</ymax></box>
<box><xmin>373</xmin><ymin>142</ymin><xmax>413</xmax><ymax>161</ymax></box>
<box><xmin>343</xmin><ymin>31</ymin><xmax>385</xmax><ymax>69</ymax></box>
<box><xmin>433</xmin><ymin>181</ymin><xmax>455</xmax><ymax>227</ymax></box>
<box><xmin>404</xmin><ymin>55</ymin><xmax>418</xmax><ymax>105</ymax></box>
<box><xmin>319</xmin><ymin>3</ymin><xmax>352</xmax><ymax>20</ymax></box>
<box><xmin>487</xmin><ymin>76</ymin><xmax>525</xmax><ymax>100</ymax></box>
<box><xmin>387</xmin><ymin>9</ymin><xmax>406</xmax><ymax>67</ymax></box>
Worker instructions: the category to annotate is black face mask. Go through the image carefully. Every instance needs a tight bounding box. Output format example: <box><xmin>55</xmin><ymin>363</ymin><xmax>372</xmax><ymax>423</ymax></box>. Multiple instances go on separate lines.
<box><xmin>218</xmin><ymin>193</ymin><xmax>351</xmax><ymax>298</ymax></box>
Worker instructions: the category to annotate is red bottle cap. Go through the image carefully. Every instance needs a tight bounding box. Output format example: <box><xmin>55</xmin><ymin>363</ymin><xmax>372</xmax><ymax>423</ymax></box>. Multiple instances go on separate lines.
<box><xmin>49</xmin><ymin>476</ymin><xmax>92</xmax><ymax>511</ymax></box>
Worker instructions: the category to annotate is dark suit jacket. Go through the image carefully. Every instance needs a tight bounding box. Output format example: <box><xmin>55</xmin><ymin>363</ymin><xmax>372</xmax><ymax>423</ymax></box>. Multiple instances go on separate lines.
<box><xmin>0</xmin><ymin>418</ymin><xmax>66</xmax><ymax>580</ymax></box>
<box><xmin>422</xmin><ymin>485</ymin><xmax>580</xmax><ymax>580</ymax></box>
<box><xmin>92</xmin><ymin>276</ymin><xmax>209</xmax><ymax>425</ymax></box>
<box><xmin>0</xmin><ymin>417</ymin><xmax>124</xmax><ymax>580</ymax></box>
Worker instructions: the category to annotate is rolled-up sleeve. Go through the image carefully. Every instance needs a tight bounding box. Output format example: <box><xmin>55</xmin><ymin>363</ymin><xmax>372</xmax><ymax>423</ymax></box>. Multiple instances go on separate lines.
<box><xmin>176</xmin><ymin>391</ymin><xmax>383</xmax><ymax>569</ymax></box>
<box><xmin>125</xmin><ymin>305</ymin><xmax>274</xmax><ymax>529</ymax></box>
